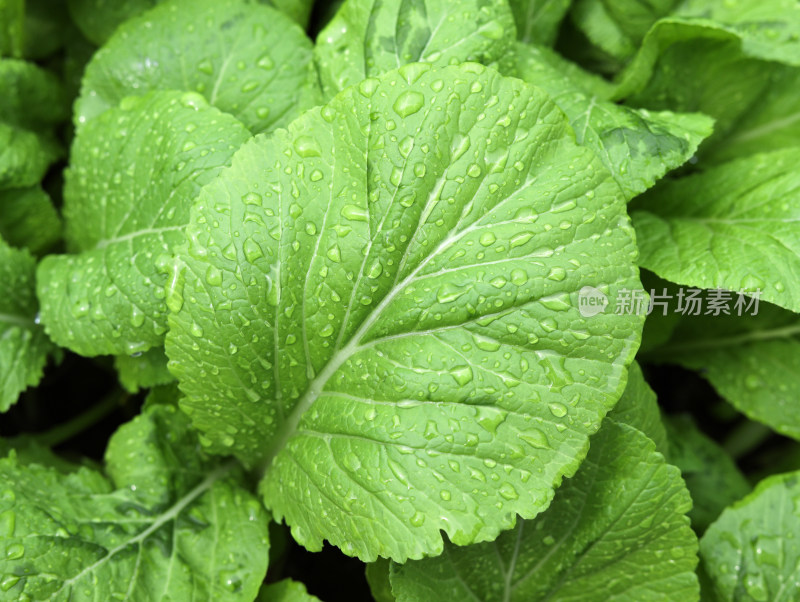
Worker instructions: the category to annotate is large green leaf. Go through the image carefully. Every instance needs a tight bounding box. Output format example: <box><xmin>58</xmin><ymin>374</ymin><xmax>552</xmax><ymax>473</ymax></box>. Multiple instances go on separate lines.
<box><xmin>0</xmin><ymin>186</ymin><xmax>61</xmax><ymax>254</ymax></box>
<box><xmin>646</xmin><ymin>302</ymin><xmax>800</xmax><ymax>441</ymax></box>
<box><xmin>0</xmin><ymin>124</ymin><xmax>59</xmax><ymax>189</ymax></box>
<box><xmin>165</xmin><ymin>63</ymin><xmax>644</xmax><ymax>561</ymax></box>
<box><xmin>0</xmin><ymin>59</ymin><xmax>67</xmax><ymax>131</ymax></box>
<box><xmin>257</xmin><ymin>579</ymin><xmax>322</xmax><ymax>602</ymax></box>
<box><xmin>389</xmin><ymin>419</ymin><xmax>698</xmax><ymax>601</ymax></box>
<box><xmin>508</xmin><ymin>0</ymin><xmax>571</xmax><ymax>45</ymax></box>
<box><xmin>76</xmin><ymin>0</ymin><xmax>319</xmax><ymax>134</ymax></box>
<box><xmin>570</xmin><ymin>0</ymin><xmax>680</xmax><ymax>63</ymax></box>
<box><xmin>313</xmin><ymin>0</ymin><xmax>515</xmax><ymax>98</ymax></box>
<box><xmin>37</xmin><ymin>91</ymin><xmax>251</xmax><ymax>357</ymax></box>
<box><xmin>0</xmin><ymin>403</ymin><xmax>270</xmax><ymax>601</ymax></box>
<box><xmin>0</xmin><ymin>236</ymin><xmax>53</xmax><ymax>412</ymax></box>
<box><xmin>68</xmin><ymin>0</ymin><xmax>315</xmax><ymax>45</ymax></box>
<box><xmin>632</xmin><ymin>148</ymin><xmax>800</xmax><ymax>314</ymax></box>
<box><xmin>0</xmin><ymin>0</ymin><xmax>23</xmax><ymax>58</ymax></box>
<box><xmin>664</xmin><ymin>414</ymin><xmax>751</xmax><ymax>532</ymax></box>
<box><xmin>701</xmin><ymin>470</ymin><xmax>800</xmax><ymax>601</ymax></box>
<box><xmin>505</xmin><ymin>43</ymin><xmax>713</xmax><ymax>200</ymax></box>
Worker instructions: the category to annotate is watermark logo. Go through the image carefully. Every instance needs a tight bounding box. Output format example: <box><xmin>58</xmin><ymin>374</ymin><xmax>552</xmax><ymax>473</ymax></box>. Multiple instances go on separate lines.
<box><xmin>578</xmin><ymin>286</ymin><xmax>609</xmax><ymax>317</ymax></box>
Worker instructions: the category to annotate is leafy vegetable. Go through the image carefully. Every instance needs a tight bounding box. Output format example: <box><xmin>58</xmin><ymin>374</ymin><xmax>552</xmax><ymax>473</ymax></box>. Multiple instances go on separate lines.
<box><xmin>7</xmin><ymin>0</ymin><xmax>800</xmax><ymax>598</ymax></box>
<box><xmin>76</xmin><ymin>0</ymin><xmax>320</xmax><ymax>134</ymax></box>
<box><xmin>701</xmin><ymin>470</ymin><xmax>800</xmax><ymax>601</ymax></box>
<box><xmin>389</xmin><ymin>418</ymin><xmax>698</xmax><ymax>600</ymax></box>
<box><xmin>0</xmin><ymin>403</ymin><xmax>270</xmax><ymax>600</ymax></box>
<box><xmin>37</xmin><ymin>90</ymin><xmax>251</xmax><ymax>356</ymax></box>
<box><xmin>166</xmin><ymin>62</ymin><xmax>643</xmax><ymax>561</ymax></box>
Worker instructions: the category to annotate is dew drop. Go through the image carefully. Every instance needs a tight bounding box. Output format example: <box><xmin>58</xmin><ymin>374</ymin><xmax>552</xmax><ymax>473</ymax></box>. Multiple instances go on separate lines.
<box><xmin>393</xmin><ymin>91</ymin><xmax>425</xmax><ymax>118</ymax></box>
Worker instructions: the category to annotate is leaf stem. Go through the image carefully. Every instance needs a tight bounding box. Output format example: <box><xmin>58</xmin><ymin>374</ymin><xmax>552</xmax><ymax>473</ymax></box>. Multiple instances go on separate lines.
<box><xmin>33</xmin><ymin>390</ymin><xmax>127</xmax><ymax>448</ymax></box>
<box><xmin>723</xmin><ymin>420</ymin><xmax>773</xmax><ymax>460</ymax></box>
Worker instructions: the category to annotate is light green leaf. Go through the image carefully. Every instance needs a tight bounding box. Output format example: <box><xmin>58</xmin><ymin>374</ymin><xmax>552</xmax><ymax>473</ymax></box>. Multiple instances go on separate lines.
<box><xmin>0</xmin><ymin>123</ymin><xmax>60</xmax><ymax>189</ymax></box>
<box><xmin>76</xmin><ymin>0</ymin><xmax>320</xmax><ymax>134</ymax></box>
<box><xmin>114</xmin><ymin>346</ymin><xmax>174</xmax><ymax>393</ymax></box>
<box><xmin>269</xmin><ymin>0</ymin><xmax>314</xmax><ymax>27</ymax></box>
<box><xmin>0</xmin><ymin>237</ymin><xmax>53</xmax><ymax>412</ymax></box>
<box><xmin>389</xmin><ymin>419</ymin><xmax>698</xmax><ymax>601</ymax></box>
<box><xmin>505</xmin><ymin>43</ymin><xmax>713</xmax><ymax>200</ymax></box>
<box><xmin>0</xmin><ymin>186</ymin><xmax>61</xmax><ymax>254</ymax></box>
<box><xmin>0</xmin><ymin>404</ymin><xmax>270</xmax><ymax>601</ymax></box>
<box><xmin>314</xmin><ymin>0</ymin><xmax>515</xmax><ymax>98</ymax></box>
<box><xmin>37</xmin><ymin>91</ymin><xmax>251</xmax><ymax>357</ymax></box>
<box><xmin>664</xmin><ymin>414</ymin><xmax>751</xmax><ymax>532</ymax></box>
<box><xmin>646</xmin><ymin>302</ymin><xmax>800</xmax><ymax>441</ymax></box>
<box><xmin>509</xmin><ymin>0</ymin><xmax>571</xmax><ymax>46</ymax></box>
<box><xmin>610</xmin><ymin>361</ymin><xmax>668</xmax><ymax>455</ymax></box>
<box><xmin>632</xmin><ymin>148</ymin><xmax>800</xmax><ymax>314</ymax></box>
<box><xmin>0</xmin><ymin>0</ymin><xmax>23</xmax><ymax>57</ymax></box>
<box><xmin>257</xmin><ymin>579</ymin><xmax>322</xmax><ymax>602</ymax></box>
<box><xmin>701</xmin><ymin>470</ymin><xmax>800</xmax><ymax>601</ymax></box>
<box><xmin>166</xmin><ymin>63</ymin><xmax>643</xmax><ymax>561</ymax></box>
<box><xmin>570</xmin><ymin>0</ymin><xmax>680</xmax><ymax>62</ymax></box>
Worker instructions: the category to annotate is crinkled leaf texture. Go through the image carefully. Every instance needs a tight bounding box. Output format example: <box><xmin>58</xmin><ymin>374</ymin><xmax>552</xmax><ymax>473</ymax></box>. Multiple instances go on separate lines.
<box><xmin>647</xmin><ymin>302</ymin><xmax>800</xmax><ymax>441</ymax></box>
<box><xmin>75</xmin><ymin>0</ymin><xmax>320</xmax><ymax>134</ymax></box>
<box><xmin>314</xmin><ymin>0</ymin><xmax>515</xmax><ymax>98</ymax></box>
<box><xmin>0</xmin><ymin>404</ymin><xmax>270</xmax><ymax>601</ymax></box>
<box><xmin>389</xmin><ymin>418</ymin><xmax>698</xmax><ymax>601</ymax></box>
<box><xmin>0</xmin><ymin>237</ymin><xmax>54</xmax><ymax>412</ymax></box>
<box><xmin>701</xmin><ymin>470</ymin><xmax>800</xmax><ymax>601</ymax></box>
<box><xmin>37</xmin><ymin>90</ymin><xmax>251</xmax><ymax>357</ymax></box>
<box><xmin>504</xmin><ymin>43</ymin><xmax>713</xmax><ymax>200</ymax></box>
<box><xmin>166</xmin><ymin>62</ymin><xmax>644</xmax><ymax>561</ymax></box>
<box><xmin>632</xmin><ymin>148</ymin><xmax>800</xmax><ymax>314</ymax></box>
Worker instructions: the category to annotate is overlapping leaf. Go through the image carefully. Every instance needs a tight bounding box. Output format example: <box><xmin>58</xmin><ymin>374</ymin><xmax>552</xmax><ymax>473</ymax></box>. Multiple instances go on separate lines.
<box><xmin>166</xmin><ymin>62</ymin><xmax>643</xmax><ymax>561</ymax></box>
<box><xmin>0</xmin><ymin>237</ymin><xmax>54</xmax><ymax>412</ymax></box>
<box><xmin>76</xmin><ymin>0</ymin><xmax>319</xmax><ymax>134</ymax></box>
<box><xmin>37</xmin><ymin>91</ymin><xmax>251</xmax><ymax>357</ymax></box>
<box><xmin>314</xmin><ymin>0</ymin><xmax>515</xmax><ymax>98</ymax></box>
<box><xmin>389</xmin><ymin>419</ymin><xmax>698</xmax><ymax>601</ymax></box>
<box><xmin>508</xmin><ymin>0</ymin><xmax>571</xmax><ymax>46</ymax></box>
<box><xmin>504</xmin><ymin>43</ymin><xmax>712</xmax><ymax>200</ymax></box>
<box><xmin>701</xmin><ymin>470</ymin><xmax>800</xmax><ymax>601</ymax></box>
<box><xmin>0</xmin><ymin>403</ymin><xmax>270</xmax><ymax>601</ymax></box>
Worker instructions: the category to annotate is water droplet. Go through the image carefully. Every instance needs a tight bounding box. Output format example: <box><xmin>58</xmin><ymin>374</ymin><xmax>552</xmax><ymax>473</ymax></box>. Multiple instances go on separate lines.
<box><xmin>5</xmin><ymin>544</ymin><xmax>23</xmax><ymax>560</ymax></box>
<box><xmin>243</xmin><ymin>238</ymin><xmax>264</xmax><ymax>262</ymax></box>
<box><xmin>196</xmin><ymin>59</ymin><xmax>213</xmax><ymax>75</ymax></box>
<box><xmin>0</xmin><ymin>510</ymin><xmax>15</xmax><ymax>536</ymax></box>
<box><xmin>130</xmin><ymin>307</ymin><xmax>145</xmax><ymax>328</ymax></box>
<box><xmin>310</xmin><ymin>170</ymin><xmax>324</xmax><ymax>182</ymax></box>
<box><xmin>519</xmin><ymin>429</ymin><xmax>549</xmax><ymax>449</ymax></box>
<box><xmin>190</xmin><ymin>322</ymin><xmax>204</xmax><ymax>337</ymax></box>
<box><xmin>511</xmin><ymin>269</ymin><xmax>528</xmax><ymax>286</ymax></box>
<box><xmin>439</xmin><ymin>490</ymin><xmax>451</xmax><ymax>501</ymax></box>
<box><xmin>0</xmin><ymin>575</ymin><xmax>19</xmax><ymax>592</ymax></box>
<box><xmin>205</xmin><ymin>265</ymin><xmax>223</xmax><ymax>286</ymax></box>
<box><xmin>479</xmin><ymin>232</ymin><xmax>496</xmax><ymax>247</ymax></box>
<box><xmin>510</xmin><ymin>232</ymin><xmax>534</xmax><ymax>248</ymax></box>
<box><xmin>548</xmin><ymin>403</ymin><xmax>568</xmax><ymax>418</ymax></box>
<box><xmin>326</xmin><ymin>245</ymin><xmax>341</xmax><ymax>263</ymax></box>
<box><xmin>410</xmin><ymin>512</ymin><xmax>425</xmax><ymax>527</ymax></box>
<box><xmin>499</xmin><ymin>483</ymin><xmax>519</xmax><ymax>500</ymax></box>
<box><xmin>467</xmin><ymin>164</ymin><xmax>482</xmax><ymax>178</ymax></box>
<box><xmin>319</xmin><ymin>324</ymin><xmax>335</xmax><ymax>337</ymax></box>
<box><xmin>257</xmin><ymin>55</ymin><xmax>274</xmax><ymax>70</ymax></box>
<box><xmin>745</xmin><ymin>374</ymin><xmax>761</xmax><ymax>390</ymax></box>
<box><xmin>367</xmin><ymin>261</ymin><xmax>382</xmax><ymax>279</ymax></box>
<box><xmin>294</xmin><ymin>135</ymin><xmax>321</xmax><ymax>158</ymax></box>
<box><xmin>547</xmin><ymin>267</ymin><xmax>566</xmax><ymax>281</ymax></box>
<box><xmin>393</xmin><ymin>91</ymin><xmax>425</xmax><ymax>118</ymax></box>
<box><xmin>436</xmin><ymin>283</ymin><xmax>466</xmax><ymax>304</ymax></box>
<box><xmin>341</xmin><ymin>204</ymin><xmax>367</xmax><ymax>222</ymax></box>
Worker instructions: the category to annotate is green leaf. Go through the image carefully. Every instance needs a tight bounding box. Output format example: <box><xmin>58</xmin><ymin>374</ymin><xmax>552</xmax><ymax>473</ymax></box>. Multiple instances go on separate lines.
<box><xmin>0</xmin><ymin>236</ymin><xmax>53</xmax><ymax>412</ymax></box>
<box><xmin>505</xmin><ymin>43</ymin><xmax>713</xmax><ymax>200</ymax></box>
<box><xmin>0</xmin><ymin>0</ymin><xmax>23</xmax><ymax>57</ymax></box>
<box><xmin>0</xmin><ymin>403</ymin><xmax>270</xmax><ymax>601</ymax></box>
<box><xmin>664</xmin><ymin>414</ymin><xmax>751</xmax><ymax>532</ymax></box>
<box><xmin>632</xmin><ymin>148</ymin><xmax>800</xmax><ymax>314</ymax></box>
<box><xmin>646</xmin><ymin>302</ymin><xmax>800</xmax><ymax>441</ymax></box>
<box><xmin>610</xmin><ymin>361</ymin><xmax>668</xmax><ymax>455</ymax></box>
<box><xmin>0</xmin><ymin>186</ymin><xmax>61</xmax><ymax>255</ymax></box>
<box><xmin>508</xmin><ymin>0</ymin><xmax>571</xmax><ymax>45</ymax></box>
<box><xmin>257</xmin><ymin>579</ymin><xmax>322</xmax><ymax>602</ymax></box>
<box><xmin>313</xmin><ymin>0</ymin><xmax>515</xmax><ymax>98</ymax></box>
<box><xmin>166</xmin><ymin>62</ymin><xmax>644</xmax><ymax>561</ymax></box>
<box><xmin>76</xmin><ymin>0</ymin><xmax>320</xmax><ymax>134</ymax></box>
<box><xmin>0</xmin><ymin>59</ymin><xmax>67</xmax><ymax>131</ymax></box>
<box><xmin>389</xmin><ymin>419</ymin><xmax>698</xmax><ymax>601</ymax></box>
<box><xmin>701</xmin><ymin>470</ymin><xmax>800</xmax><ymax>601</ymax></box>
<box><xmin>37</xmin><ymin>91</ymin><xmax>251</xmax><ymax>357</ymax></box>
<box><xmin>366</xmin><ymin>558</ymin><xmax>396</xmax><ymax>602</ymax></box>
<box><xmin>570</xmin><ymin>0</ymin><xmax>680</xmax><ymax>62</ymax></box>
<box><xmin>0</xmin><ymin>123</ymin><xmax>60</xmax><ymax>189</ymax></box>
<box><xmin>114</xmin><ymin>346</ymin><xmax>175</xmax><ymax>393</ymax></box>
<box><xmin>68</xmin><ymin>0</ymin><xmax>315</xmax><ymax>45</ymax></box>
